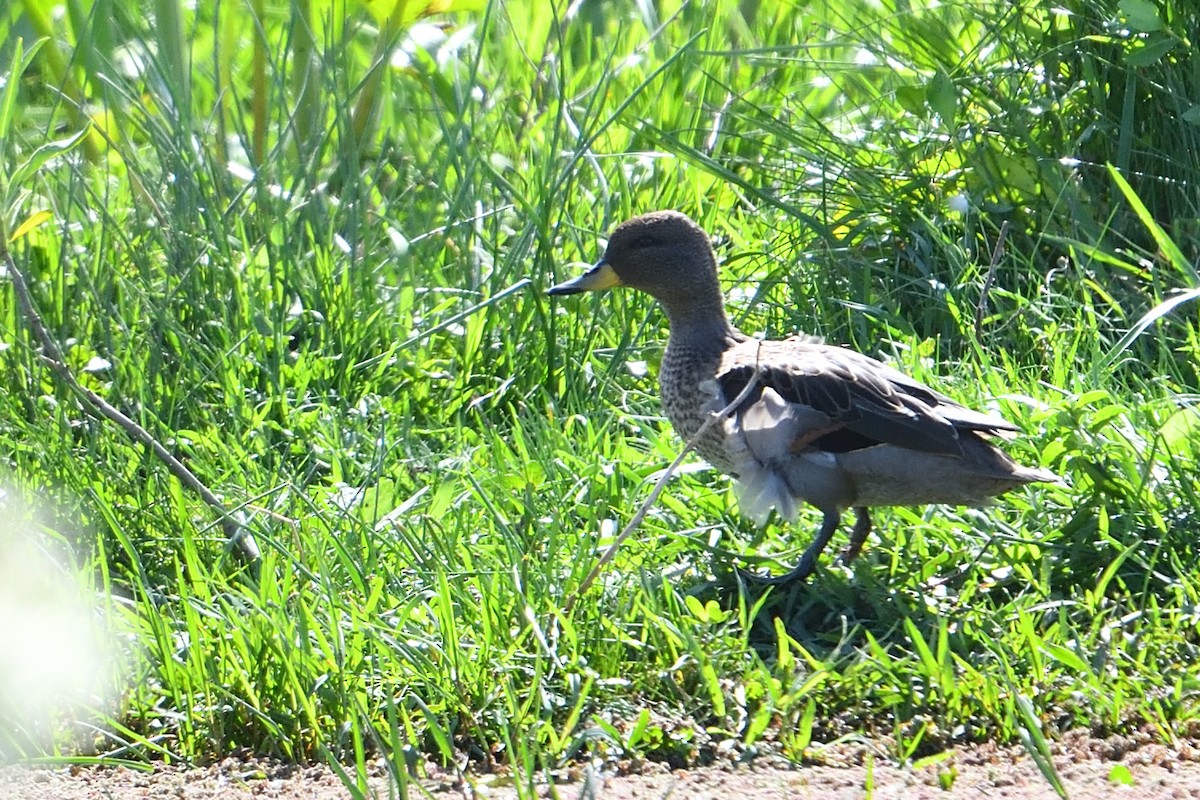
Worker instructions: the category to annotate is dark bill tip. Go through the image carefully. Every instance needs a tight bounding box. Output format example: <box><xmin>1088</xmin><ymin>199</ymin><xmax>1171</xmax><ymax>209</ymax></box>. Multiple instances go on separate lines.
<box><xmin>546</xmin><ymin>260</ymin><xmax>621</xmax><ymax>296</ymax></box>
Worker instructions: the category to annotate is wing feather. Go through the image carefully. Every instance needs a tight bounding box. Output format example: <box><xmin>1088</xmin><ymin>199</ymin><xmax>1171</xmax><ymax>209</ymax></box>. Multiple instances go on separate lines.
<box><xmin>716</xmin><ymin>338</ymin><xmax>1014</xmax><ymax>456</ymax></box>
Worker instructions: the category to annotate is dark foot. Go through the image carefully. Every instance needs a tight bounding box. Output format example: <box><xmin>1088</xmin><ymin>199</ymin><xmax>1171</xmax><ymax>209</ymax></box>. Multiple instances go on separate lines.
<box><xmin>735</xmin><ymin>511</ymin><xmax>840</xmax><ymax>587</ymax></box>
<box><xmin>735</xmin><ymin>560</ymin><xmax>816</xmax><ymax>586</ymax></box>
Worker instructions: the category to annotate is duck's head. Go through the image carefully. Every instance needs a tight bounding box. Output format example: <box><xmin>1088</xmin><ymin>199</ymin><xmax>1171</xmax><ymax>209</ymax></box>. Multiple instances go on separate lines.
<box><xmin>547</xmin><ymin>211</ymin><xmax>722</xmax><ymax>315</ymax></box>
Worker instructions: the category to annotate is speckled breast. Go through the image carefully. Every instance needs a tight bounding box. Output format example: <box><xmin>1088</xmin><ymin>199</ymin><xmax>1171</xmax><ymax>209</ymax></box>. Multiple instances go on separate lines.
<box><xmin>658</xmin><ymin>343</ymin><xmax>737</xmax><ymax>473</ymax></box>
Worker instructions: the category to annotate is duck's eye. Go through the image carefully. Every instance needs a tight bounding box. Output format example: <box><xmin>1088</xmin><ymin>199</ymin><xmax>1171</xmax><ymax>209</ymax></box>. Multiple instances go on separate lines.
<box><xmin>628</xmin><ymin>235</ymin><xmax>664</xmax><ymax>250</ymax></box>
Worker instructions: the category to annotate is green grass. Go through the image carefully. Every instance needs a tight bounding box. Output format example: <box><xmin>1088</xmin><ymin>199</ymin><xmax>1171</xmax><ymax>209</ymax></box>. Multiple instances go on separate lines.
<box><xmin>2</xmin><ymin>0</ymin><xmax>1200</xmax><ymax>794</ymax></box>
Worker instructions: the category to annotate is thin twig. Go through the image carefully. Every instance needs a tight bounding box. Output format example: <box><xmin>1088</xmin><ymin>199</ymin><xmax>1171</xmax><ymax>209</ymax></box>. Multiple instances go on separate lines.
<box><xmin>2</xmin><ymin>243</ymin><xmax>261</xmax><ymax>566</ymax></box>
<box><xmin>565</xmin><ymin>347</ymin><xmax>764</xmax><ymax>614</ymax></box>
<box><xmin>974</xmin><ymin>220</ymin><xmax>1009</xmax><ymax>339</ymax></box>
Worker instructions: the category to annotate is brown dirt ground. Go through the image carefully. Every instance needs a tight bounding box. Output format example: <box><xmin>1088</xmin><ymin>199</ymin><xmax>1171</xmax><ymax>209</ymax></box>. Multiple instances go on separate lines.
<box><xmin>3</xmin><ymin>731</ymin><xmax>1200</xmax><ymax>799</ymax></box>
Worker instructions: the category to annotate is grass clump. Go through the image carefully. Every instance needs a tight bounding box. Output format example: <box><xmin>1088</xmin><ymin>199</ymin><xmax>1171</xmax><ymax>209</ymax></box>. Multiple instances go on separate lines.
<box><xmin>1</xmin><ymin>0</ymin><xmax>1198</xmax><ymax>791</ymax></box>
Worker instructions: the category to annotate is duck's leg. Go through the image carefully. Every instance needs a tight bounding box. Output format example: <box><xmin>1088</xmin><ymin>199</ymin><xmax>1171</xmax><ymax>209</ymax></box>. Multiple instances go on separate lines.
<box><xmin>739</xmin><ymin>511</ymin><xmax>840</xmax><ymax>586</ymax></box>
<box><xmin>837</xmin><ymin>507</ymin><xmax>872</xmax><ymax>565</ymax></box>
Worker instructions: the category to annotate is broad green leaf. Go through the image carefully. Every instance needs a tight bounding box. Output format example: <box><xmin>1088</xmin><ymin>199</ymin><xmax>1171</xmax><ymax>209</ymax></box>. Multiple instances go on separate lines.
<box><xmin>700</xmin><ymin>659</ymin><xmax>725</xmax><ymax>716</ymax></box>
<box><xmin>913</xmin><ymin>750</ymin><xmax>956</xmax><ymax>770</ymax></box>
<box><xmin>927</xmin><ymin>69</ymin><xmax>957</xmax><ymax>127</ymax></box>
<box><xmin>1119</xmin><ymin>0</ymin><xmax>1162</xmax><ymax>32</ymax></box>
<box><xmin>624</xmin><ymin>707</ymin><xmax>650</xmax><ymax>749</ymax></box>
<box><xmin>895</xmin><ymin>85</ymin><xmax>928</xmax><ymax>117</ymax></box>
<box><xmin>904</xmin><ymin>617</ymin><xmax>941</xmax><ymax>681</ymax></box>
<box><xmin>9</xmin><ymin>128</ymin><xmax>91</xmax><ymax>191</ymax></box>
<box><xmin>792</xmin><ymin>699</ymin><xmax>816</xmax><ymax>752</ymax></box>
<box><xmin>1160</xmin><ymin>406</ymin><xmax>1200</xmax><ymax>455</ymax></box>
<box><xmin>774</xmin><ymin>616</ymin><xmax>794</xmax><ymax>671</ymax></box>
<box><xmin>1015</xmin><ymin>694</ymin><xmax>1069</xmax><ymax>799</ymax></box>
<box><xmin>1108</xmin><ymin>764</ymin><xmax>1135</xmax><ymax>786</ymax></box>
<box><xmin>1040</xmin><ymin>641</ymin><xmax>1089</xmax><ymax>674</ymax></box>
<box><xmin>9</xmin><ymin>209</ymin><xmax>52</xmax><ymax>242</ymax></box>
<box><xmin>0</xmin><ymin>38</ymin><xmax>46</xmax><ymax>143</ymax></box>
<box><xmin>1125</xmin><ymin>33</ymin><xmax>1177</xmax><ymax>66</ymax></box>
<box><xmin>1107</xmin><ymin>163</ymin><xmax>1194</xmax><ymax>279</ymax></box>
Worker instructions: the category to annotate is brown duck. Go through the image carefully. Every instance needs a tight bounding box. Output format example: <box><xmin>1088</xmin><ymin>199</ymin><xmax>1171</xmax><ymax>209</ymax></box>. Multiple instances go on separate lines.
<box><xmin>549</xmin><ymin>210</ymin><xmax>1056</xmax><ymax>585</ymax></box>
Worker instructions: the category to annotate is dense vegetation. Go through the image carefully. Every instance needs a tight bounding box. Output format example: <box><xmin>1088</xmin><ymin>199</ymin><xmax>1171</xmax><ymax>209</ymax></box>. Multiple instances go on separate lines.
<box><xmin>2</xmin><ymin>0</ymin><xmax>1199</xmax><ymax>794</ymax></box>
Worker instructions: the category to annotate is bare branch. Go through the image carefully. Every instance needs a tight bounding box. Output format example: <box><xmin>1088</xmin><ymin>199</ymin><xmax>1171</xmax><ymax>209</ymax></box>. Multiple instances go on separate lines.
<box><xmin>2</xmin><ymin>242</ymin><xmax>260</xmax><ymax>566</ymax></box>
<box><xmin>975</xmin><ymin>220</ymin><xmax>1009</xmax><ymax>339</ymax></box>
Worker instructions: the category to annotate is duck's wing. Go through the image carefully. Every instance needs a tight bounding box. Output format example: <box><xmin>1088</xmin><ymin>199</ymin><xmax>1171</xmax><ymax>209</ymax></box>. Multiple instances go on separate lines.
<box><xmin>833</xmin><ymin>348</ymin><xmax>1020</xmax><ymax>435</ymax></box>
<box><xmin>717</xmin><ymin>339</ymin><xmax>1015</xmax><ymax>457</ymax></box>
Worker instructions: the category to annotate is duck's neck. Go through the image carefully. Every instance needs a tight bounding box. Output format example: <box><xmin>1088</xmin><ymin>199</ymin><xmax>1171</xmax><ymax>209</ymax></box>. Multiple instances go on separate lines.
<box><xmin>659</xmin><ymin>295</ymin><xmax>742</xmax><ymax>355</ymax></box>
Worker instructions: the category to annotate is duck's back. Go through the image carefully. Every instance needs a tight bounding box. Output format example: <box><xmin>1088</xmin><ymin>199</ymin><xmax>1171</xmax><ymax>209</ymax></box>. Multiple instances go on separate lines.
<box><xmin>707</xmin><ymin>335</ymin><xmax>1057</xmax><ymax>513</ymax></box>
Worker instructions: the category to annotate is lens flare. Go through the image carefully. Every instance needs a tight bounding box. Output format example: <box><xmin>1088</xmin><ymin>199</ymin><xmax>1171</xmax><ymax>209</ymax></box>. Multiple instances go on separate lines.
<box><xmin>0</xmin><ymin>489</ymin><xmax>116</xmax><ymax>760</ymax></box>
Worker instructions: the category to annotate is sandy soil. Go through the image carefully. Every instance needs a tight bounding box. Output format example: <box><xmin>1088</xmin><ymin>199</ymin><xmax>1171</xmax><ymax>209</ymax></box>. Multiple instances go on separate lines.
<box><xmin>3</xmin><ymin>731</ymin><xmax>1200</xmax><ymax>799</ymax></box>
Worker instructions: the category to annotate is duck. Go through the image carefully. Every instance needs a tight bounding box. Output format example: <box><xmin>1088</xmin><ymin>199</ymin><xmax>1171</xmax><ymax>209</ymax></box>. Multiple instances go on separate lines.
<box><xmin>548</xmin><ymin>210</ymin><xmax>1057</xmax><ymax>586</ymax></box>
